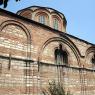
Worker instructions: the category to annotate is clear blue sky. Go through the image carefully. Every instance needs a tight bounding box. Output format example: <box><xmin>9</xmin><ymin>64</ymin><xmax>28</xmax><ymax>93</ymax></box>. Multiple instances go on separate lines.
<box><xmin>0</xmin><ymin>0</ymin><xmax>95</xmax><ymax>44</ymax></box>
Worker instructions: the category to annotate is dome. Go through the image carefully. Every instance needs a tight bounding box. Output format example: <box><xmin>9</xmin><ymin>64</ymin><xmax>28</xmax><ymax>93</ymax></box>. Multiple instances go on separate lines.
<box><xmin>17</xmin><ymin>6</ymin><xmax>67</xmax><ymax>32</ymax></box>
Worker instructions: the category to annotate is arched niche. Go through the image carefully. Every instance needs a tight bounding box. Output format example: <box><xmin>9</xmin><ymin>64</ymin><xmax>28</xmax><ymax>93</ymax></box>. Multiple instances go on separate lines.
<box><xmin>0</xmin><ymin>20</ymin><xmax>31</xmax><ymax>58</ymax></box>
<box><xmin>38</xmin><ymin>37</ymin><xmax>81</xmax><ymax>67</ymax></box>
<box><xmin>0</xmin><ymin>20</ymin><xmax>31</xmax><ymax>94</ymax></box>
<box><xmin>51</xmin><ymin>14</ymin><xmax>62</xmax><ymax>31</ymax></box>
<box><xmin>85</xmin><ymin>46</ymin><xmax>95</xmax><ymax>68</ymax></box>
<box><xmin>19</xmin><ymin>9</ymin><xmax>32</xmax><ymax>19</ymax></box>
<box><xmin>54</xmin><ymin>44</ymin><xmax>68</xmax><ymax>65</ymax></box>
<box><xmin>35</xmin><ymin>11</ymin><xmax>49</xmax><ymax>25</ymax></box>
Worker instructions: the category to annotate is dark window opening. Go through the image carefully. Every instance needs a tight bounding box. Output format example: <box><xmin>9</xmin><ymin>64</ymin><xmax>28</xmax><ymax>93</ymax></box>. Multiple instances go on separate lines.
<box><xmin>53</xmin><ymin>18</ymin><xmax>58</xmax><ymax>30</ymax></box>
<box><xmin>54</xmin><ymin>44</ymin><xmax>68</xmax><ymax>65</ymax></box>
<box><xmin>0</xmin><ymin>63</ymin><xmax>2</xmax><ymax>74</ymax></box>
<box><xmin>92</xmin><ymin>54</ymin><xmax>95</xmax><ymax>64</ymax></box>
<box><xmin>39</xmin><ymin>15</ymin><xmax>46</xmax><ymax>24</ymax></box>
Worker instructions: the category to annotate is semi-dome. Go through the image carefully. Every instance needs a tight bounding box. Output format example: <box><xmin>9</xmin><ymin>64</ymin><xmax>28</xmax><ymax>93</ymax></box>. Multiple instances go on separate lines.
<box><xmin>17</xmin><ymin>6</ymin><xmax>67</xmax><ymax>32</ymax></box>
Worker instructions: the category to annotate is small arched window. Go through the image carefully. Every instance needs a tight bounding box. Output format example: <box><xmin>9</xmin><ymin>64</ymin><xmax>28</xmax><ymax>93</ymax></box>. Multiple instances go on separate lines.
<box><xmin>35</xmin><ymin>12</ymin><xmax>49</xmax><ymax>25</ymax></box>
<box><xmin>54</xmin><ymin>44</ymin><xmax>68</xmax><ymax>65</ymax></box>
<box><xmin>39</xmin><ymin>15</ymin><xmax>46</xmax><ymax>24</ymax></box>
<box><xmin>92</xmin><ymin>54</ymin><xmax>95</xmax><ymax>64</ymax></box>
<box><xmin>0</xmin><ymin>63</ymin><xmax>2</xmax><ymax>74</ymax></box>
<box><xmin>53</xmin><ymin>18</ymin><xmax>58</xmax><ymax>30</ymax></box>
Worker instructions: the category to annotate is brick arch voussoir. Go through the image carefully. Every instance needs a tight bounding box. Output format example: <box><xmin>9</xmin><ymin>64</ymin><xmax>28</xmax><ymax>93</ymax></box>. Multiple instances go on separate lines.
<box><xmin>51</xmin><ymin>12</ymin><xmax>63</xmax><ymax>20</ymax></box>
<box><xmin>19</xmin><ymin>9</ymin><xmax>33</xmax><ymax>15</ymax></box>
<box><xmin>38</xmin><ymin>36</ymin><xmax>81</xmax><ymax>66</ymax></box>
<box><xmin>85</xmin><ymin>46</ymin><xmax>95</xmax><ymax>58</ymax></box>
<box><xmin>33</xmin><ymin>8</ymin><xmax>51</xmax><ymax>14</ymax></box>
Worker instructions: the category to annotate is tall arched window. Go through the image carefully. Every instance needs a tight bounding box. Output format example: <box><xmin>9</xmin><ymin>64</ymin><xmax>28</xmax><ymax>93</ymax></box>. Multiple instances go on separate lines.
<box><xmin>54</xmin><ymin>44</ymin><xmax>68</xmax><ymax>65</ymax></box>
<box><xmin>53</xmin><ymin>18</ymin><xmax>58</xmax><ymax>30</ymax></box>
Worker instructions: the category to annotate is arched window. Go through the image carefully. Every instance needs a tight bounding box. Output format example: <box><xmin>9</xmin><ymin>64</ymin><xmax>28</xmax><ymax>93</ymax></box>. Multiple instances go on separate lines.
<box><xmin>35</xmin><ymin>12</ymin><xmax>49</xmax><ymax>25</ymax></box>
<box><xmin>54</xmin><ymin>44</ymin><xmax>68</xmax><ymax>65</ymax></box>
<box><xmin>53</xmin><ymin>18</ymin><xmax>58</xmax><ymax>30</ymax></box>
<box><xmin>91</xmin><ymin>53</ymin><xmax>95</xmax><ymax>69</ymax></box>
<box><xmin>39</xmin><ymin>15</ymin><xmax>46</xmax><ymax>24</ymax></box>
<box><xmin>0</xmin><ymin>63</ymin><xmax>2</xmax><ymax>74</ymax></box>
<box><xmin>92</xmin><ymin>54</ymin><xmax>95</xmax><ymax>64</ymax></box>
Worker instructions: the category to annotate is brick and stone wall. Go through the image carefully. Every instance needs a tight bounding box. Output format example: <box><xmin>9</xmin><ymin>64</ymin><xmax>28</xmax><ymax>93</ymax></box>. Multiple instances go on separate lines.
<box><xmin>0</xmin><ymin>8</ymin><xmax>95</xmax><ymax>95</ymax></box>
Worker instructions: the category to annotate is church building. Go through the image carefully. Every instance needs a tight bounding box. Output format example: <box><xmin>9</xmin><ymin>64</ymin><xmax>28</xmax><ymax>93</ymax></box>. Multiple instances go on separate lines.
<box><xmin>0</xmin><ymin>6</ymin><xmax>95</xmax><ymax>95</ymax></box>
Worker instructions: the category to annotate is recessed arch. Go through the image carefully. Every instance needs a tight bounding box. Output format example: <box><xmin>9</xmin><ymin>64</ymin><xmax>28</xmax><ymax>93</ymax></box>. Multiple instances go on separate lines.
<box><xmin>85</xmin><ymin>46</ymin><xmax>95</xmax><ymax>67</ymax></box>
<box><xmin>51</xmin><ymin>11</ymin><xmax>63</xmax><ymax>20</ymax></box>
<box><xmin>54</xmin><ymin>43</ymin><xmax>69</xmax><ymax>65</ymax></box>
<box><xmin>0</xmin><ymin>20</ymin><xmax>32</xmax><ymax>94</ymax></box>
<box><xmin>85</xmin><ymin>46</ymin><xmax>95</xmax><ymax>56</ymax></box>
<box><xmin>38</xmin><ymin>36</ymin><xmax>81</xmax><ymax>66</ymax></box>
<box><xmin>52</xmin><ymin>14</ymin><xmax>62</xmax><ymax>30</ymax></box>
<box><xmin>0</xmin><ymin>20</ymin><xmax>32</xmax><ymax>58</ymax></box>
<box><xmin>34</xmin><ymin>11</ymin><xmax>49</xmax><ymax>25</ymax></box>
<box><xmin>19</xmin><ymin>9</ymin><xmax>33</xmax><ymax>19</ymax></box>
<box><xmin>0</xmin><ymin>20</ymin><xmax>31</xmax><ymax>44</ymax></box>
